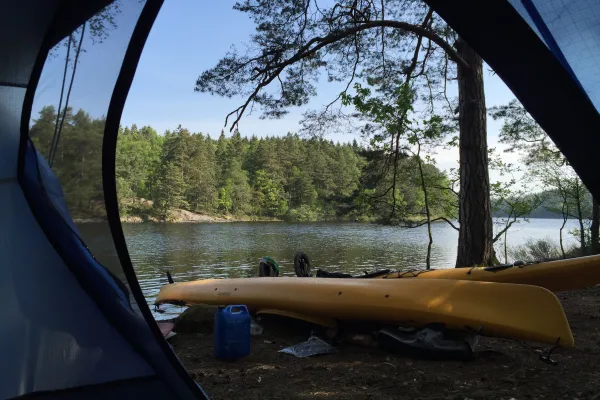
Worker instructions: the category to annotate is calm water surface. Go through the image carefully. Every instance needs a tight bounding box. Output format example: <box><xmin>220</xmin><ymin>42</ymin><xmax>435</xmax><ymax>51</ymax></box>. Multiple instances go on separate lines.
<box><xmin>78</xmin><ymin>219</ymin><xmax>580</xmax><ymax>318</ymax></box>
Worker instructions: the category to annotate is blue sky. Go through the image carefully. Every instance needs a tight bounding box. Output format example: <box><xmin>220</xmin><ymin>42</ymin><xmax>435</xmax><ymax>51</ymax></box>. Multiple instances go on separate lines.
<box><xmin>32</xmin><ymin>0</ymin><xmax>521</xmax><ymax>178</ymax></box>
<box><xmin>122</xmin><ymin>0</ymin><xmax>359</xmax><ymax>138</ymax></box>
<box><xmin>121</xmin><ymin>0</ymin><xmax>519</xmax><ymax>173</ymax></box>
<box><xmin>122</xmin><ymin>1</ymin><xmax>518</xmax><ymax>135</ymax></box>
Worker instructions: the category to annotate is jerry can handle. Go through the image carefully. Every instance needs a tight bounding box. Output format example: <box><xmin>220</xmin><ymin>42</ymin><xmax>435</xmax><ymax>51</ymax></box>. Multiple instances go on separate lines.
<box><xmin>224</xmin><ymin>305</ymin><xmax>248</xmax><ymax>314</ymax></box>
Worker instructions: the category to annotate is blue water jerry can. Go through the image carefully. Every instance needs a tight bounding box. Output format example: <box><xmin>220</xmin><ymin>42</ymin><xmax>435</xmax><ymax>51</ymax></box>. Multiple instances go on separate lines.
<box><xmin>214</xmin><ymin>305</ymin><xmax>251</xmax><ymax>360</ymax></box>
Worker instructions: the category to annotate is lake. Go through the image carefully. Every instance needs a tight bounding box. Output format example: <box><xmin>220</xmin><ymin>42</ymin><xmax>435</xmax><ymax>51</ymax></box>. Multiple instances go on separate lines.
<box><xmin>77</xmin><ymin>218</ymin><xmax>580</xmax><ymax>319</ymax></box>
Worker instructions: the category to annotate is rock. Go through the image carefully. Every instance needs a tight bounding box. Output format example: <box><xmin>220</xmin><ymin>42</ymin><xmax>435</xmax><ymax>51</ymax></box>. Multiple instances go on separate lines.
<box><xmin>174</xmin><ymin>305</ymin><xmax>219</xmax><ymax>333</ymax></box>
<box><xmin>169</xmin><ymin>208</ymin><xmax>227</xmax><ymax>223</ymax></box>
<box><xmin>120</xmin><ymin>215</ymin><xmax>143</xmax><ymax>223</ymax></box>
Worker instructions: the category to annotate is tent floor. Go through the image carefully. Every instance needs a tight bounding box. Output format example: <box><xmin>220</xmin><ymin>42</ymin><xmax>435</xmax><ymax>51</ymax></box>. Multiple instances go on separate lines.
<box><xmin>169</xmin><ymin>286</ymin><xmax>600</xmax><ymax>400</ymax></box>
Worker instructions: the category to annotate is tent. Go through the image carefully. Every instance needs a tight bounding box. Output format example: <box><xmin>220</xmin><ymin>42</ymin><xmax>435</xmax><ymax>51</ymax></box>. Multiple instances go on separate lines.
<box><xmin>1</xmin><ymin>1</ymin><xmax>208</xmax><ymax>398</ymax></box>
<box><xmin>0</xmin><ymin>0</ymin><xmax>598</xmax><ymax>398</ymax></box>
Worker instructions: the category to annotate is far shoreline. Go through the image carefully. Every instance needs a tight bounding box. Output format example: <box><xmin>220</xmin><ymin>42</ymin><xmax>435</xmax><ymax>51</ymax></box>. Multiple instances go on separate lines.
<box><xmin>73</xmin><ymin>216</ymin><xmax>285</xmax><ymax>224</ymax></box>
<box><xmin>71</xmin><ymin>206</ymin><xmax>574</xmax><ymax>225</ymax></box>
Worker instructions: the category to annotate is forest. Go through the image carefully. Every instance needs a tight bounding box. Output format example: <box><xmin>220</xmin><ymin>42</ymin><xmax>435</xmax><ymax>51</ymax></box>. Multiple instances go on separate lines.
<box><xmin>30</xmin><ymin>105</ymin><xmax>456</xmax><ymax>224</ymax></box>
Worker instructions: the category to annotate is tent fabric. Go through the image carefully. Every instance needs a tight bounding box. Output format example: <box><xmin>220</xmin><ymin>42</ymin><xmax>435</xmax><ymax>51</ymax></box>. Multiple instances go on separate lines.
<box><xmin>96</xmin><ymin>3</ymin><xmax>212</xmax><ymax>396</ymax></box>
<box><xmin>504</xmin><ymin>0</ymin><xmax>548</xmax><ymax>46</ymax></box>
<box><xmin>0</xmin><ymin>0</ymin><xmax>208</xmax><ymax>398</ymax></box>
<box><xmin>0</xmin><ymin>87</ymin><xmax>24</xmax><ymax>180</ymax></box>
<box><xmin>35</xmin><ymin>148</ymin><xmax>81</xmax><ymax>235</ymax></box>
<box><xmin>0</xmin><ymin>176</ymin><xmax>153</xmax><ymax>398</ymax></box>
<box><xmin>16</xmin><ymin>139</ymin><xmax>204</xmax><ymax>398</ymax></box>
<box><xmin>0</xmin><ymin>0</ymin><xmax>57</xmax><ymax>87</ymax></box>
<box><xmin>509</xmin><ymin>0</ymin><xmax>600</xmax><ymax>111</ymax></box>
<box><xmin>21</xmin><ymin>140</ymin><xmax>131</xmax><ymax>308</ymax></box>
<box><xmin>0</xmin><ymin>0</ymin><xmax>57</xmax><ymax>179</ymax></box>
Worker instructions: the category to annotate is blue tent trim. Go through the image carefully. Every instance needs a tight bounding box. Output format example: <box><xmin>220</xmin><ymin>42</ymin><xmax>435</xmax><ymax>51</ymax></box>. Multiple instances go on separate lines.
<box><xmin>20</xmin><ymin>140</ymin><xmax>130</xmax><ymax>305</ymax></box>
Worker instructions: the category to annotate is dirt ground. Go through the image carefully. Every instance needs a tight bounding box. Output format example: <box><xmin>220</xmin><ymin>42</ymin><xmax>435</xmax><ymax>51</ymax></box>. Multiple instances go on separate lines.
<box><xmin>168</xmin><ymin>286</ymin><xmax>600</xmax><ymax>400</ymax></box>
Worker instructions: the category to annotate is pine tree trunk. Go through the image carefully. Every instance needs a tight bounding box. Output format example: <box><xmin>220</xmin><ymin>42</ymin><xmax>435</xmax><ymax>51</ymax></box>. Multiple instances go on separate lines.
<box><xmin>591</xmin><ymin>198</ymin><xmax>599</xmax><ymax>254</ymax></box>
<box><xmin>455</xmin><ymin>38</ymin><xmax>495</xmax><ymax>268</ymax></box>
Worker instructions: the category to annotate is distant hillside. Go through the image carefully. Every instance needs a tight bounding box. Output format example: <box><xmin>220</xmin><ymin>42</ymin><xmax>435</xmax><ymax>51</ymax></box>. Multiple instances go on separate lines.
<box><xmin>493</xmin><ymin>189</ymin><xmax>593</xmax><ymax>219</ymax></box>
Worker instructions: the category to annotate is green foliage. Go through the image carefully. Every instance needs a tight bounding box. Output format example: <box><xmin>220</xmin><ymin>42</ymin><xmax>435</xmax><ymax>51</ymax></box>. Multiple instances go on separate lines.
<box><xmin>116</xmin><ymin>124</ymin><xmax>162</xmax><ymax>215</ymax></box>
<box><xmin>286</xmin><ymin>205</ymin><xmax>323</xmax><ymax>222</ymax></box>
<box><xmin>218</xmin><ymin>180</ymin><xmax>234</xmax><ymax>213</ymax></box>
<box><xmin>340</xmin><ymin>79</ymin><xmax>456</xmax><ymax>226</ymax></box>
<box><xmin>225</xmin><ymin>159</ymin><xmax>253</xmax><ymax>215</ymax></box>
<box><xmin>185</xmin><ymin>134</ymin><xmax>219</xmax><ymax>213</ymax></box>
<box><xmin>254</xmin><ymin>169</ymin><xmax>288</xmax><ymax>217</ymax></box>
<box><xmin>508</xmin><ymin>238</ymin><xmax>563</xmax><ymax>263</ymax></box>
<box><xmin>506</xmin><ymin>237</ymin><xmax>580</xmax><ymax>263</ymax></box>
<box><xmin>30</xmin><ymin>106</ymin><xmax>105</xmax><ymax>218</ymax></box>
<box><xmin>153</xmin><ymin>129</ymin><xmax>189</xmax><ymax>220</ymax></box>
<box><xmin>29</xmin><ymin>106</ymin><xmax>454</xmax><ymax>223</ymax></box>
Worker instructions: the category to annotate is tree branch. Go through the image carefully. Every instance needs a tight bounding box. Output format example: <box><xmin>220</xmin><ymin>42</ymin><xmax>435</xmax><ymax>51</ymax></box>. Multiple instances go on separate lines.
<box><xmin>224</xmin><ymin>17</ymin><xmax>468</xmax><ymax>131</ymax></box>
<box><xmin>405</xmin><ymin>216</ymin><xmax>459</xmax><ymax>230</ymax></box>
<box><xmin>493</xmin><ymin>218</ymin><xmax>516</xmax><ymax>243</ymax></box>
<box><xmin>430</xmin><ymin>184</ymin><xmax>459</xmax><ymax>196</ymax></box>
<box><xmin>322</xmin><ymin>30</ymin><xmax>361</xmax><ymax>113</ymax></box>
<box><xmin>384</xmin><ymin>9</ymin><xmax>433</xmax><ymax>221</ymax></box>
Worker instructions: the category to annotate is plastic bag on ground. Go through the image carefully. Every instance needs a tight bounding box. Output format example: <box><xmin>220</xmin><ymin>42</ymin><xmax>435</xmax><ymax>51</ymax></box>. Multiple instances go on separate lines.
<box><xmin>279</xmin><ymin>336</ymin><xmax>338</xmax><ymax>358</ymax></box>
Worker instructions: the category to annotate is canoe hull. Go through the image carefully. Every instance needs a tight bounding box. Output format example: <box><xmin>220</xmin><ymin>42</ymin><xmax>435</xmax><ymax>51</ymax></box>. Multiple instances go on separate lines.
<box><xmin>156</xmin><ymin>277</ymin><xmax>574</xmax><ymax>347</ymax></box>
<box><xmin>378</xmin><ymin>254</ymin><xmax>600</xmax><ymax>292</ymax></box>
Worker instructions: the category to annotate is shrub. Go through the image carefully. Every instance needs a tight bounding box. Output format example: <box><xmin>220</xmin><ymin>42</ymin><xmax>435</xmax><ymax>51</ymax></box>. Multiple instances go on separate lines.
<box><xmin>507</xmin><ymin>237</ymin><xmax>579</xmax><ymax>263</ymax></box>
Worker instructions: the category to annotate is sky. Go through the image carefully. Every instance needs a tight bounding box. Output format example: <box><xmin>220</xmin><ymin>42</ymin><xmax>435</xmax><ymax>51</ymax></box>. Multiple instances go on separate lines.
<box><xmin>32</xmin><ymin>0</ymin><xmax>522</xmax><ymax>182</ymax></box>
<box><xmin>119</xmin><ymin>0</ymin><xmax>521</xmax><ymax>178</ymax></box>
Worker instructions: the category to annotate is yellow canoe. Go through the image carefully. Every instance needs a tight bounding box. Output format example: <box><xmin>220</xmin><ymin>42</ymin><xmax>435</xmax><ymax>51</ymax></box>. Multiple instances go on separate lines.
<box><xmin>156</xmin><ymin>277</ymin><xmax>574</xmax><ymax>347</ymax></box>
<box><xmin>377</xmin><ymin>254</ymin><xmax>600</xmax><ymax>292</ymax></box>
